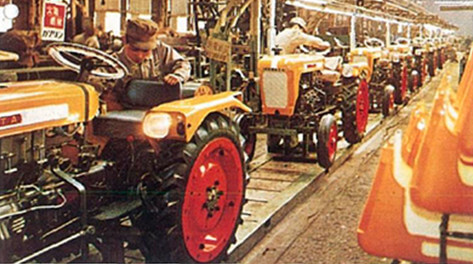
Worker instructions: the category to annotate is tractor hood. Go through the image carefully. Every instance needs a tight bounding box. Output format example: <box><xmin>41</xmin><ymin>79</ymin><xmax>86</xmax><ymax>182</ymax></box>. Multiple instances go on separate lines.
<box><xmin>0</xmin><ymin>80</ymin><xmax>99</xmax><ymax>137</ymax></box>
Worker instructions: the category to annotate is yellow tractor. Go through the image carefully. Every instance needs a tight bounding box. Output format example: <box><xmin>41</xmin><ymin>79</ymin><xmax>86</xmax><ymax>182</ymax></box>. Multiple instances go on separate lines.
<box><xmin>347</xmin><ymin>38</ymin><xmax>397</xmax><ymax>117</ymax></box>
<box><xmin>241</xmin><ymin>49</ymin><xmax>369</xmax><ymax>168</ymax></box>
<box><xmin>0</xmin><ymin>43</ymin><xmax>250</xmax><ymax>263</ymax></box>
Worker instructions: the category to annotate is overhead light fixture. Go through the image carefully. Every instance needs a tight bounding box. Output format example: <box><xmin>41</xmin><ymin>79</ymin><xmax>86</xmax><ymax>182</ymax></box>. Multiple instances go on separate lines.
<box><xmin>3</xmin><ymin>3</ymin><xmax>19</xmax><ymax>19</ymax></box>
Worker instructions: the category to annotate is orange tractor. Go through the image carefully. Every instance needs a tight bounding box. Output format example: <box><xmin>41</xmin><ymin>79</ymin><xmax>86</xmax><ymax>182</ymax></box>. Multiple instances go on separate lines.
<box><xmin>0</xmin><ymin>43</ymin><xmax>250</xmax><ymax>263</ymax></box>
<box><xmin>240</xmin><ymin>49</ymin><xmax>369</xmax><ymax>168</ymax></box>
<box><xmin>347</xmin><ymin>38</ymin><xmax>399</xmax><ymax>117</ymax></box>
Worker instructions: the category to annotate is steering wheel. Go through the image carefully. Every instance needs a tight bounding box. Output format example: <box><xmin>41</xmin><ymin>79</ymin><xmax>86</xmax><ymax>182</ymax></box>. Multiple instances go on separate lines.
<box><xmin>395</xmin><ymin>37</ymin><xmax>411</xmax><ymax>45</ymax></box>
<box><xmin>0</xmin><ymin>50</ymin><xmax>19</xmax><ymax>62</ymax></box>
<box><xmin>47</xmin><ymin>42</ymin><xmax>128</xmax><ymax>79</ymax></box>
<box><xmin>413</xmin><ymin>37</ymin><xmax>426</xmax><ymax>46</ymax></box>
<box><xmin>364</xmin><ymin>37</ymin><xmax>385</xmax><ymax>49</ymax></box>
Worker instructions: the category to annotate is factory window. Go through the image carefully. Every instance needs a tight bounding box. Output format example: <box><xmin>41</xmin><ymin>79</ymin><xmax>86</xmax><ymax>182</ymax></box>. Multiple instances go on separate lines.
<box><xmin>104</xmin><ymin>12</ymin><xmax>121</xmax><ymax>36</ymax></box>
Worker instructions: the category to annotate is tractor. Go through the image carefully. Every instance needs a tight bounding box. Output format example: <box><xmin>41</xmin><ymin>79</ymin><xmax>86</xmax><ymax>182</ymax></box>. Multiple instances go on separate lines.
<box><xmin>387</xmin><ymin>37</ymin><xmax>417</xmax><ymax>103</ymax></box>
<box><xmin>239</xmin><ymin>49</ymin><xmax>370</xmax><ymax>169</ymax></box>
<box><xmin>347</xmin><ymin>38</ymin><xmax>397</xmax><ymax>117</ymax></box>
<box><xmin>411</xmin><ymin>37</ymin><xmax>428</xmax><ymax>89</ymax></box>
<box><xmin>0</xmin><ymin>43</ymin><xmax>250</xmax><ymax>263</ymax></box>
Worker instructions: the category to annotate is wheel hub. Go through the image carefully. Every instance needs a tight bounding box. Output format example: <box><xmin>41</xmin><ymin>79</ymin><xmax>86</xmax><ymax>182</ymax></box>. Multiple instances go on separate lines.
<box><xmin>204</xmin><ymin>183</ymin><xmax>224</xmax><ymax>217</ymax></box>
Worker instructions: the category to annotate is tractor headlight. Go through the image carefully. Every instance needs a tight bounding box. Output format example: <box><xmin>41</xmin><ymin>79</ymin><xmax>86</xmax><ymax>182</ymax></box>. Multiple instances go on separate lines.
<box><xmin>342</xmin><ymin>64</ymin><xmax>353</xmax><ymax>78</ymax></box>
<box><xmin>143</xmin><ymin>113</ymin><xmax>172</xmax><ymax>139</ymax></box>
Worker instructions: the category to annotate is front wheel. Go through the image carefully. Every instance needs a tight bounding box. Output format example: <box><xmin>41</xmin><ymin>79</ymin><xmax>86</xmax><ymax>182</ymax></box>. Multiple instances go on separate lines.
<box><xmin>382</xmin><ymin>86</ymin><xmax>394</xmax><ymax>117</ymax></box>
<box><xmin>137</xmin><ymin>114</ymin><xmax>246</xmax><ymax>263</ymax></box>
<box><xmin>317</xmin><ymin>114</ymin><xmax>338</xmax><ymax>169</ymax></box>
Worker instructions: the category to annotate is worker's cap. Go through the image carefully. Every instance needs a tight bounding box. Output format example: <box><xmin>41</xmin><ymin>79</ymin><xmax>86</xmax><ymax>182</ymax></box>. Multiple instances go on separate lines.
<box><xmin>289</xmin><ymin>17</ymin><xmax>307</xmax><ymax>30</ymax></box>
<box><xmin>126</xmin><ymin>18</ymin><xmax>158</xmax><ymax>50</ymax></box>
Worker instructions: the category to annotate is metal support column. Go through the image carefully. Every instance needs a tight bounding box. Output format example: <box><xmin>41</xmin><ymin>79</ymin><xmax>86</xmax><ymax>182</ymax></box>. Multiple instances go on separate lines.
<box><xmin>386</xmin><ymin>22</ymin><xmax>390</xmax><ymax>46</ymax></box>
<box><xmin>120</xmin><ymin>0</ymin><xmax>128</xmax><ymax>31</ymax></box>
<box><xmin>350</xmin><ymin>15</ymin><xmax>356</xmax><ymax>50</ymax></box>
<box><xmin>407</xmin><ymin>23</ymin><xmax>411</xmax><ymax>40</ymax></box>
<box><xmin>267</xmin><ymin>0</ymin><xmax>276</xmax><ymax>55</ymax></box>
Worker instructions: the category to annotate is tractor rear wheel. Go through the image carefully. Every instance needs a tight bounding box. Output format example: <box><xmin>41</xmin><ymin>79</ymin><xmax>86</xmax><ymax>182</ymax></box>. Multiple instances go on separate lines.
<box><xmin>317</xmin><ymin>114</ymin><xmax>338</xmax><ymax>169</ymax></box>
<box><xmin>342</xmin><ymin>79</ymin><xmax>369</xmax><ymax>144</ymax></box>
<box><xmin>394</xmin><ymin>65</ymin><xmax>408</xmax><ymax>104</ymax></box>
<box><xmin>136</xmin><ymin>114</ymin><xmax>247</xmax><ymax>263</ymax></box>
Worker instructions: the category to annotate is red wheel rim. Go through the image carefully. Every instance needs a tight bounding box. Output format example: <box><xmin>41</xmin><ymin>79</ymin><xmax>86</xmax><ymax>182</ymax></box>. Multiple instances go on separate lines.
<box><xmin>327</xmin><ymin>122</ymin><xmax>338</xmax><ymax>162</ymax></box>
<box><xmin>401</xmin><ymin>65</ymin><xmax>408</xmax><ymax>99</ymax></box>
<box><xmin>182</xmin><ymin>137</ymin><xmax>243</xmax><ymax>262</ymax></box>
<box><xmin>356</xmin><ymin>80</ymin><xmax>369</xmax><ymax>134</ymax></box>
<box><xmin>389</xmin><ymin>92</ymin><xmax>394</xmax><ymax>110</ymax></box>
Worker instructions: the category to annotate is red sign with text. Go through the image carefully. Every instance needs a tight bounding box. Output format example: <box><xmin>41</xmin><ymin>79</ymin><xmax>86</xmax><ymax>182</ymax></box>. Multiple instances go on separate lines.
<box><xmin>41</xmin><ymin>1</ymin><xmax>66</xmax><ymax>41</ymax></box>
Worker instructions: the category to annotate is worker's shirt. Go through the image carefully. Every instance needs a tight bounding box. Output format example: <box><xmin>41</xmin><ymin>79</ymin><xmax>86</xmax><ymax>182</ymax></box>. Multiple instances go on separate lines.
<box><xmin>114</xmin><ymin>41</ymin><xmax>191</xmax><ymax>82</ymax></box>
<box><xmin>274</xmin><ymin>28</ymin><xmax>326</xmax><ymax>54</ymax></box>
<box><xmin>72</xmin><ymin>33</ymin><xmax>100</xmax><ymax>49</ymax></box>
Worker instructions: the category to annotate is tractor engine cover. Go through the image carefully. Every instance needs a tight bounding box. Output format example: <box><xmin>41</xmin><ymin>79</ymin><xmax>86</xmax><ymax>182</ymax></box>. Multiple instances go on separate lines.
<box><xmin>0</xmin><ymin>80</ymin><xmax>99</xmax><ymax>138</ymax></box>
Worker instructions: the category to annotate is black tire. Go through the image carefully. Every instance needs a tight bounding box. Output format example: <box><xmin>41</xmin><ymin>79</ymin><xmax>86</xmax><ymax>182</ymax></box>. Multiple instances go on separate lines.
<box><xmin>382</xmin><ymin>87</ymin><xmax>394</xmax><ymax>117</ymax></box>
<box><xmin>342</xmin><ymin>79</ymin><xmax>368</xmax><ymax>144</ymax></box>
<box><xmin>234</xmin><ymin>113</ymin><xmax>256</xmax><ymax>162</ymax></box>
<box><xmin>408</xmin><ymin>70</ymin><xmax>419</xmax><ymax>93</ymax></box>
<box><xmin>317</xmin><ymin>114</ymin><xmax>338</xmax><ymax>169</ymax></box>
<box><xmin>393</xmin><ymin>65</ymin><xmax>407</xmax><ymax>105</ymax></box>
<box><xmin>267</xmin><ymin>134</ymin><xmax>282</xmax><ymax>153</ymax></box>
<box><xmin>135</xmin><ymin>114</ymin><xmax>247</xmax><ymax>263</ymax></box>
<box><xmin>428</xmin><ymin>53</ymin><xmax>436</xmax><ymax>77</ymax></box>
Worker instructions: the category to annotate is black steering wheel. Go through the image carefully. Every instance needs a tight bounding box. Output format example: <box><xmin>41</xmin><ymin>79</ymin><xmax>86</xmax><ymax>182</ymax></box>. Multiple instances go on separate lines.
<box><xmin>364</xmin><ymin>37</ymin><xmax>385</xmax><ymax>49</ymax></box>
<box><xmin>47</xmin><ymin>42</ymin><xmax>128</xmax><ymax>79</ymax></box>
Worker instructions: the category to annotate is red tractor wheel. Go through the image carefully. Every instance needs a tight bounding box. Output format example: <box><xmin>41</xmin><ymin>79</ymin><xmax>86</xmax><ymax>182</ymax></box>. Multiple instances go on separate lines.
<box><xmin>382</xmin><ymin>86</ymin><xmax>394</xmax><ymax>117</ymax></box>
<box><xmin>394</xmin><ymin>64</ymin><xmax>408</xmax><ymax>104</ymax></box>
<box><xmin>317</xmin><ymin>114</ymin><xmax>338</xmax><ymax>169</ymax></box>
<box><xmin>342</xmin><ymin>79</ymin><xmax>369</xmax><ymax>144</ymax></box>
<box><xmin>137</xmin><ymin>115</ymin><xmax>246</xmax><ymax>263</ymax></box>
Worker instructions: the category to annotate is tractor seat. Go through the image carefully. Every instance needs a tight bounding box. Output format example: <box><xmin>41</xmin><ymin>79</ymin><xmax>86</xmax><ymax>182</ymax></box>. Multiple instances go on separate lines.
<box><xmin>324</xmin><ymin>56</ymin><xmax>343</xmax><ymax>71</ymax></box>
<box><xmin>122</xmin><ymin>79</ymin><xmax>181</xmax><ymax>109</ymax></box>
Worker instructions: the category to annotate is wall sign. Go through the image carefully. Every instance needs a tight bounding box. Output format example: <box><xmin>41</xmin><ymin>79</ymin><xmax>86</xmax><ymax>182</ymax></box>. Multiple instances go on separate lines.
<box><xmin>41</xmin><ymin>1</ymin><xmax>67</xmax><ymax>41</ymax></box>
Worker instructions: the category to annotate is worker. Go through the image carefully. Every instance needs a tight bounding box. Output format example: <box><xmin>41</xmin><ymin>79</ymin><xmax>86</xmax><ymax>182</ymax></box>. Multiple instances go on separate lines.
<box><xmin>274</xmin><ymin>17</ymin><xmax>330</xmax><ymax>54</ymax></box>
<box><xmin>72</xmin><ymin>20</ymin><xmax>100</xmax><ymax>49</ymax></box>
<box><xmin>101</xmin><ymin>18</ymin><xmax>191</xmax><ymax>110</ymax></box>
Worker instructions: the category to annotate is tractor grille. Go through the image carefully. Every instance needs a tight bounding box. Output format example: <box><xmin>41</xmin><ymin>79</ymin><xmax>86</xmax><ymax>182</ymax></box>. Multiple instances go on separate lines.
<box><xmin>262</xmin><ymin>70</ymin><xmax>288</xmax><ymax>108</ymax></box>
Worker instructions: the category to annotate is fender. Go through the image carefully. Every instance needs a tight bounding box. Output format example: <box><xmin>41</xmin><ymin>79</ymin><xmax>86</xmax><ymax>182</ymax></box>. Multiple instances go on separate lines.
<box><xmin>144</xmin><ymin>91</ymin><xmax>251</xmax><ymax>142</ymax></box>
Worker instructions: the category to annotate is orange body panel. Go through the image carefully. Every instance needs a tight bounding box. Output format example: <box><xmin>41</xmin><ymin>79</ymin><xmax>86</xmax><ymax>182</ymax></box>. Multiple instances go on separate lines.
<box><xmin>409</xmin><ymin>52</ymin><xmax>473</xmax><ymax>214</ymax></box>
<box><xmin>148</xmin><ymin>91</ymin><xmax>251</xmax><ymax>142</ymax></box>
<box><xmin>0</xmin><ymin>80</ymin><xmax>99</xmax><ymax>138</ymax></box>
<box><xmin>258</xmin><ymin>54</ymin><xmax>325</xmax><ymax>116</ymax></box>
<box><xmin>358</xmin><ymin>142</ymin><xmax>473</xmax><ymax>263</ymax></box>
<box><xmin>349</xmin><ymin>47</ymin><xmax>387</xmax><ymax>81</ymax></box>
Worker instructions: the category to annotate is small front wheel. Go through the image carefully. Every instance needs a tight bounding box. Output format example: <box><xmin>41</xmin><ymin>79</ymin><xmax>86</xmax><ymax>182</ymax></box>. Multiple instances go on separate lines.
<box><xmin>317</xmin><ymin>114</ymin><xmax>338</xmax><ymax>169</ymax></box>
<box><xmin>382</xmin><ymin>86</ymin><xmax>395</xmax><ymax>117</ymax></box>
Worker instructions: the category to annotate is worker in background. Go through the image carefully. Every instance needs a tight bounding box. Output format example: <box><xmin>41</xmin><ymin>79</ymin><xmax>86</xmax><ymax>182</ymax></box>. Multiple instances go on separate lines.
<box><xmin>102</xmin><ymin>18</ymin><xmax>191</xmax><ymax>110</ymax></box>
<box><xmin>72</xmin><ymin>20</ymin><xmax>100</xmax><ymax>49</ymax></box>
<box><xmin>274</xmin><ymin>17</ymin><xmax>330</xmax><ymax>54</ymax></box>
